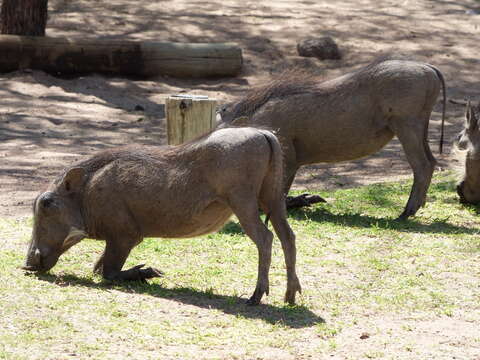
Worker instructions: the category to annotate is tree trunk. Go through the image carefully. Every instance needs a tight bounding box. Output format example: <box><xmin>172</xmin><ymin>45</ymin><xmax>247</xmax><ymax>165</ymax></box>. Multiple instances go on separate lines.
<box><xmin>1</xmin><ymin>0</ymin><xmax>48</xmax><ymax>36</ymax></box>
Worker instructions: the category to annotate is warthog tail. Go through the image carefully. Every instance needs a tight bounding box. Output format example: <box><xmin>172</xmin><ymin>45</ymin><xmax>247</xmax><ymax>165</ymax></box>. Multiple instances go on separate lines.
<box><xmin>258</xmin><ymin>130</ymin><xmax>285</xmax><ymax>225</ymax></box>
<box><xmin>427</xmin><ymin>64</ymin><xmax>447</xmax><ymax>154</ymax></box>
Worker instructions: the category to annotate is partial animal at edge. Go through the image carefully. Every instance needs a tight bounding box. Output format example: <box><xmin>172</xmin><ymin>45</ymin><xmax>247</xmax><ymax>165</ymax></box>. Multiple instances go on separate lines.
<box><xmin>455</xmin><ymin>100</ymin><xmax>480</xmax><ymax>204</ymax></box>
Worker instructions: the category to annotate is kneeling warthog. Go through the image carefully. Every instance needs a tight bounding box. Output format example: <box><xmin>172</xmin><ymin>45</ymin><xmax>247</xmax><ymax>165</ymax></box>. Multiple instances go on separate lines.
<box><xmin>219</xmin><ymin>58</ymin><xmax>446</xmax><ymax>219</ymax></box>
<box><xmin>23</xmin><ymin>127</ymin><xmax>302</xmax><ymax>305</ymax></box>
<box><xmin>456</xmin><ymin>101</ymin><xmax>480</xmax><ymax>204</ymax></box>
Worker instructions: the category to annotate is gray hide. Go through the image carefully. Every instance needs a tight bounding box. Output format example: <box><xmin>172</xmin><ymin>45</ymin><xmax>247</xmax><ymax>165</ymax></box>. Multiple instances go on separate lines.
<box><xmin>23</xmin><ymin>127</ymin><xmax>301</xmax><ymax>305</ymax></box>
<box><xmin>456</xmin><ymin>101</ymin><xmax>480</xmax><ymax>204</ymax></box>
<box><xmin>218</xmin><ymin>59</ymin><xmax>447</xmax><ymax>219</ymax></box>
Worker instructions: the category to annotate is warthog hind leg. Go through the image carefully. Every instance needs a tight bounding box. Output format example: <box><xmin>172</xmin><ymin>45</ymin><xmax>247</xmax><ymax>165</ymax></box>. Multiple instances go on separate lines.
<box><xmin>229</xmin><ymin>192</ymin><xmax>273</xmax><ymax>306</ymax></box>
<box><xmin>391</xmin><ymin>116</ymin><xmax>436</xmax><ymax>219</ymax></box>
<box><xmin>268</xmin><ymin>208</ymin><xmax>302</xmax><ymax>305</ymax></box>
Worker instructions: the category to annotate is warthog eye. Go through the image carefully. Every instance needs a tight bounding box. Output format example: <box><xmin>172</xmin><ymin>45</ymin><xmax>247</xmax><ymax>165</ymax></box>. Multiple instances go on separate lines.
<box><xmin>216</xmin><ymin>106</ymin><xmax>227</xmax><ymax>114</ymax></box>
<box><xmin>39</xmin><ymin>192</ymin><xmax>56</xmax><ymax>209</ymax></box>
<box><xmin>42</xmin><ymin>198</ymin><xmax>54</xmax><ymax>208</ymax></box>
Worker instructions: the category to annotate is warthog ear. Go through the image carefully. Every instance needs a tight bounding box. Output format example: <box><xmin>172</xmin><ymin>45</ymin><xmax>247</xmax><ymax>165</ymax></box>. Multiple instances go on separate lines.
<box><xmin>466</xmin><ymin>100</ymin><xmax>478</xmax><ymax>131</ymax></box>
<box><xmin>61</xmin><ymin>167</ymin><xmax>86</xmax><ymax>193</ymax></box>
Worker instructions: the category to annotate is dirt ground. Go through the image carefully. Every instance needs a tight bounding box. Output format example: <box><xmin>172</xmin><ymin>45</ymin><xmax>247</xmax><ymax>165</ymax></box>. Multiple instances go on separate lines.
<box><xmin>1</xmin><ymin>1</ymin><xmax>480</xmax><ymax>359</ymax></box>
<box><xmin>1</xmin><ymin>0</ymin><xmax>480</xmax><ymax>218</ymax></box>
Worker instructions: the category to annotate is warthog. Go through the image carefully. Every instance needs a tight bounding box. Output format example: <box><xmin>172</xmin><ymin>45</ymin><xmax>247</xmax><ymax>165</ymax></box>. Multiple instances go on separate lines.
<box><xmin>22</xmin><ymin>127</ymin><xmax>302</xmax><ymax>305</ymax></box>
<box><xmin>456</xmin><ymin>101</ymin><xmax>480</xmax><ymax>204</ymax></box>
<box><xmin>218</xmin><ymin>58</ymin><xmax>446</xmax><ymax>219</ymax></box>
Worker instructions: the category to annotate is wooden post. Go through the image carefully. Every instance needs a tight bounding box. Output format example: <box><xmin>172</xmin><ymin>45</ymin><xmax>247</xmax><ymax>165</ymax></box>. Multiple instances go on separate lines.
<box><xmin>166</xmin><ymin>95</ymin><xmax>217</xmax><ymax>145</ymax></box>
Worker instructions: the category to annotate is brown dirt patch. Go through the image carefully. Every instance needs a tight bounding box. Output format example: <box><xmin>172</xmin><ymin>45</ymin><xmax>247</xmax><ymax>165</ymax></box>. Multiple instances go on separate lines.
<box><xmin>1</xmin><ymin>0</ymin><xmax>479</xmax><ymax>218</ymax></box>
<box><xmin>1</xmin><ymin>2</ymin><xmax>480</xmax><ymax>359</ymax></box>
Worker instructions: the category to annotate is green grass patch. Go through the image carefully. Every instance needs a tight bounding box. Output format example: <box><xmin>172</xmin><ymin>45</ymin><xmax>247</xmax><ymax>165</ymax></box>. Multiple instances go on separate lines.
<box><xmin>1</xmin><ymin>171</ymin><xmax>479</xmax><ymax>359</ymax></box>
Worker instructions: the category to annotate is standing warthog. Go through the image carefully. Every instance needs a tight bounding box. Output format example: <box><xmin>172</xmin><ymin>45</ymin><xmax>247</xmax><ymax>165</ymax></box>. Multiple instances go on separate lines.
<box><xmin>456</xmin><ymin>101</ymin><xmax>480</xmax><ymax>204</ymax></box>
<box><xmin>218</xmin><ymin>58</ymin><xmax>446</xmax><ymax>219</ymax></box>
<box><xmin>22</xmin><ymin>127</ymin><xmax>302</xmax><ymax>305</ymax></box>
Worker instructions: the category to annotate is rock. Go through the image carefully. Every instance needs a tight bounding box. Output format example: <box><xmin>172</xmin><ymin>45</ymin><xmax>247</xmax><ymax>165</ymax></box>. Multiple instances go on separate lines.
<box><xmin>297</xmin><ymin>37</ymin><xmax>341</xmax><ymax>60</ymax></box>
<box><xmin>360</xmin><ymin>332</ymin><xmax>370</xmax><ymax>340</ymax></box>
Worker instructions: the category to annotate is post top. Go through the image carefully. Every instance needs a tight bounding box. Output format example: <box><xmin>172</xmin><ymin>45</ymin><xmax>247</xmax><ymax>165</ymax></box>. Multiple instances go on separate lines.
<box><xmin>170</xmin><ymin>94</ymin><xmax>211</xmax><ymax>100</ymax></box>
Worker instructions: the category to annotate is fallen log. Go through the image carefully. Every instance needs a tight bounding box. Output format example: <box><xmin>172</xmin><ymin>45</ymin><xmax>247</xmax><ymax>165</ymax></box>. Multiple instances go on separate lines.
<box><xmin>0</xmin><ymin>35</ymin><xmax>243</xmax><ymax>78</ymax></box>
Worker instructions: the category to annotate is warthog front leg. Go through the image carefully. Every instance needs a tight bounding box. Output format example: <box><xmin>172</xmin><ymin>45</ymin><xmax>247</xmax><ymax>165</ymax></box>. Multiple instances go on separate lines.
<box><xmin>93</xmin><ymin>250</ymin><xmax>104</xmax><ymax>274</ymax></box>
<box><xmin>101</xmin><ymin>237</ymin><xmax>163</xmax><ymax>282</ymax></box>
<box><xmin>229</xmin><ymin>192</ymin><xmax>273</xmax><ymax>305</ymax></box>
<box><xmin>282</xmin><ymin>146</ymin><xmax>326</xmax><ymax>210</ymax></box>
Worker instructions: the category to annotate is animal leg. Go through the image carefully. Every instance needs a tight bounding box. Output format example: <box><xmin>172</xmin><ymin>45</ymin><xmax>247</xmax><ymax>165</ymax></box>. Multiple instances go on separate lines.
<box><xmin>282</xmin><ymin>144</ymin><xmax>327</xmax><ymax>209</ymax></box>
<box><xmin>229</xmin><ymin>192</ymin><xmax>273</xmax><ymax>305</ymax></box>
<box><xmin>269</xmin><ymin>209</ymin><xmax>302</xmax><ymax>305</ymax></box>
<box><xmin>284</xmin><ymin>167</ymin><xmax>298</xmax><ymax>195</ymax></box>
<box><xmin>283</xmin><ymin>142</ymin><xmax>300</xmax><ymax>196</ymax></box>
<box><xmin>93</xmin><ymin>251</ymin><xmax>104</xmax><ymax>274</ymax></box>
<box><xmin>391</xmin><ymin>117</ymin><xmax>436</xmax><ymax>219</ymax></box>
<box><xmin>101</xmin><ymin>237</ymin><xmax>163</xmax><ymax>281</ymax></box>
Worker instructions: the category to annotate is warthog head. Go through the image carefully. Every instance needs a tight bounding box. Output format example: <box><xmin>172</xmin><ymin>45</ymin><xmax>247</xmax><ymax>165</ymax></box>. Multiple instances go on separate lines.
<box><xmin>455</xmin><ymin>101</ymin><xmax>480</xmax><ymax>204</ymax></box>
<box><xmin>216</xmin><ymin>103</ymin><xmax>236</xmax><ymax>126</ymax></box>
<box><xmin>23</xmin><ymin>167</ymin><xmax>87</xmax><ymax>272</ymax></box>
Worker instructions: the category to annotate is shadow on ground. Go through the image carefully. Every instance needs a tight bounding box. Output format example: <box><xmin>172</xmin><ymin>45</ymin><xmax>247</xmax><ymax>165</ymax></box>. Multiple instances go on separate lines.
<box><xmin>222</xmin><ymin>179</ymin><xmax>477</xmax><ymax>236</ymax></box>
<box><xmin>32</xmin><ymin>272</ymin><xmax>325</xmax><ymax>329</ymax></box>
<box><xmin>288</xmin><ymin>205</ymin><xmax>478</xmax><ymax>235</ymax></box>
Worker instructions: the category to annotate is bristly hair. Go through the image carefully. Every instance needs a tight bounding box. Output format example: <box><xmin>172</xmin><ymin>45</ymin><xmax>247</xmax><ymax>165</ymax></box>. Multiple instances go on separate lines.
<box><xmin>55</xmin><ymin>145</ymin><xmax>171</xmax><ymax>186</ymax></box>
<box><xmin>226</xmin><ymin>68</ymin><xmax>319</xmax><ymax>120</ymax></box>
<box><xmin>224</xmin><ymin>53</ymin><xmax>413</xmax><ymax>121</ymax></box>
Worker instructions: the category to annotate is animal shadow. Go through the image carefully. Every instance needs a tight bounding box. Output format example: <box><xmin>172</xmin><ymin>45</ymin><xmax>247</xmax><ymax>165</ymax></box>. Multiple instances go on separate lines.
<box><xmin>33</xmin><ymin>272</ymin><xmax>324</xmax><ymax>329</ymax></box>
<box><xmin>289</xmin><ymin>206</ymin><xmax>478</xmax><ymax>235</ymax></box>
<box><xmin>218</xmin><ymin>220</ymin><xmax>244</xmax><ymax>235</ymax></box>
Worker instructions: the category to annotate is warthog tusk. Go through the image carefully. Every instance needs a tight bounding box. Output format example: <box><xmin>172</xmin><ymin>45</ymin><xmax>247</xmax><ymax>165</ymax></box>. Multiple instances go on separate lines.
<box><xmin>62</xmin><ymin>227</ymin><xmax>87</xmax><ymax>251</ymax></box>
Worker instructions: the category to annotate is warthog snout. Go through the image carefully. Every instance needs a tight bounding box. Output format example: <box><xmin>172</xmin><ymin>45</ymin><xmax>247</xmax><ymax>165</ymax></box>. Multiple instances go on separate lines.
<box><xmin>22</xmin><ymin>246</ymin><xmax>59</xmax><ymax>272</ymax></box>
<box><xmin>454</xmin><ymin>133</ymin><xmax>462</xmax><ymax>148</ymax></box>
<box><xmin>456</xmin><ymin>179</ymin><xmax>480</xmax><ymax>205</ymax></box>
<box><xmin>22</xmin><ymin>248</ymin><xmax>42</xmax><ymax>271</ymax></box>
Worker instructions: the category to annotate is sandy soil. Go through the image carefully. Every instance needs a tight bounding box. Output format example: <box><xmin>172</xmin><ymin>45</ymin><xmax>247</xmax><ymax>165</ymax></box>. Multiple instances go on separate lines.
<box><xmin>1</xmin><ymin>1</ymin><xmax>480</xmax><ymax>359</ymax></box>
<box><xmin>1</xmin><ymin>0</ymin><xmax>480</xmax><ymax>218</ymax></box>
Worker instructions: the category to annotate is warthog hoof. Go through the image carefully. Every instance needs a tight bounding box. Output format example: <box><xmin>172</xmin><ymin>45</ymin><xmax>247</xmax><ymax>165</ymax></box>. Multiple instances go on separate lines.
<box><xmin>246</xmin><ymin>286</ymin><xmax>269</xmax><ymax>306</ymax></box>
<box><xmin>285</xmin><ymin>280</ymin><xmax>302</xmax><ymax>305</ymax></box>
<box><xmin>104</xmin><ymin>264</ymin><xmax>164</xmax><ymax>282</ymax></box>
<box><xmin>397</xmin><ymin>210</ymin><xmax>414</xmax><ymax>220</ymax></box>
<box><xmin>135</xmin><ymin>265</ymin><xmax>164</xmax><ymax>282</ymax></box>
<box><xmin>141</xmin><ymin>267</ymin><xmax>164</xmax><ymax>278</ymax></box>
<box><xmin>286</xmin><ymin>194</ymin><xmax>326</xmax><ymax>210</ymax></box>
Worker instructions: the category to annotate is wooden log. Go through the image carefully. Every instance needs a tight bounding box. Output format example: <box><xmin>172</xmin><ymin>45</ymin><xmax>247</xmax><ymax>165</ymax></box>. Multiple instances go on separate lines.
<box><xmin>0</xmin><ymin>35</ymin><xmax>242</xmax><ymax>78</ymax></box>
<box><xmin>166</xmin><ymin>95</ymin><xmax>217</xmax><ymax>145</ymax></box>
